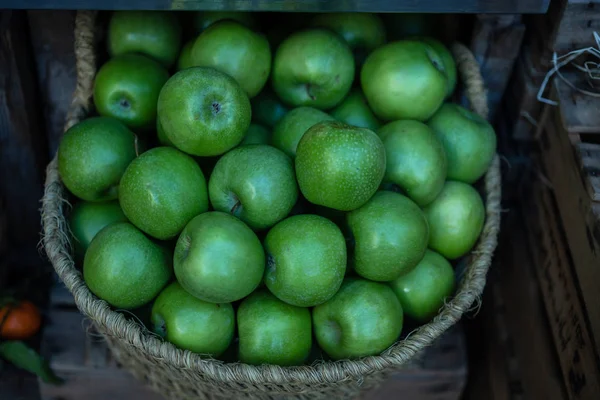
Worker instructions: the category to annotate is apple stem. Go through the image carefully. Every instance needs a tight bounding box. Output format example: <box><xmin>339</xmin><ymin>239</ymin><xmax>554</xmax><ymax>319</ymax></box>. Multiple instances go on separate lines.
<box><xmin>230</xmin><ymin>200</ymin><xmax>242</xmax><ymax>215</ymax></box>
<box><xmin>305</xmin><ymin>84</ymin><xmax>316</xmax><ymax>101</ymax></box>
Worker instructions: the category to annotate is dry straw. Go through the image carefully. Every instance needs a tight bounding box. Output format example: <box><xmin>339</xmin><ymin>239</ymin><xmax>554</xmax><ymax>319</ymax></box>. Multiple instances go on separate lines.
<box><xmin>41</xmin><ymin>10</ymin><xmax>501</xmax><ymax>400</ymax></box>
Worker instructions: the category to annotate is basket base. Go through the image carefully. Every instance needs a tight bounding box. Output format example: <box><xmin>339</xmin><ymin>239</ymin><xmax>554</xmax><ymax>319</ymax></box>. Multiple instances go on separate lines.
<box><xmin>39</xmin><ymin>282</ymin><xmax>467</xmax><ymax>400</ymax></box>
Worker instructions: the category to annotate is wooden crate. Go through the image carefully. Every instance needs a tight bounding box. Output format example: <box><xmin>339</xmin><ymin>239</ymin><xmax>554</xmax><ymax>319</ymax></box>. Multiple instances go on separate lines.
<box><xmin>521</xmin><ymin>170</ymin><xmax>600</xmax><ymax>399</ymax></box>
<box><xmin>39</xmin><ymin>283</ymin><xmax>468</xmax><ymax>400</ymax></box>
<box><xmin>524</xmin><ymin>0</ymin><xmax>600</xmax><ymax>71</ymax></box>
<box><xmin>536</xmin><ymin>76</ymin><xmax>600</xmax><ymax>349</ymax></box>
<box><xmin>518</xmin><ymin>72</ymin><xmax>600</xmax><ymax>397</ymax></box>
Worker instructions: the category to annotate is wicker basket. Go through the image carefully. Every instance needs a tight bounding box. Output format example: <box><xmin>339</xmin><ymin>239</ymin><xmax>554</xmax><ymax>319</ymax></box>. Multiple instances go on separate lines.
<box><xmin>41</xmin><ymin>10</ymin><xmax>501</xmax><ymax>400</ymax></box>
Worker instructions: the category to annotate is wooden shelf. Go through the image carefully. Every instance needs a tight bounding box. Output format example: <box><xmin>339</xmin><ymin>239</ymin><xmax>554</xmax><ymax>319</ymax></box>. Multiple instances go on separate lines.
<box><xmin>10</xmin><ymin>0</ymin><xmax>550</xmax><ymax>14</ymax></box>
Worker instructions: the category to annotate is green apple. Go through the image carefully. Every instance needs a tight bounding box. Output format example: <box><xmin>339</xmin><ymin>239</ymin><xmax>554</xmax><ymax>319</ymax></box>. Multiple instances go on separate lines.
<box><xmin>240</xmin><ymin>124</ymin><xmax>271</xmax><ymax>145</ymax></box>
<box><xmin>423</xmin><ymin>181</ymin><xmax>485</xmax><ymax>260</ymax></box>
<box><xmin>58</xmin><ymin>117</ymin><xmax>137</xmax><ymax>202</ymax></box>
<box><xmin>428</xmin><ymin>103</ymin><xmax>497</xmax><ymax>183</ymax></box>
<box><xmin>151</xmin><ymin>281</ymin><xmax>234</xmax><ymax>356</ymax></box>
<box><xmin>272</xmin><ymin>29</ymin><xmax>355</xmax><ymax>109</ymax></box>
<box><xmin>191</xmin><ymin>21</ymin><xmax>271</xmax><ymax>98</ymax></box>
<box><xmin>157</xmin><ymin>67</ymin><xmax>251</xmax><ymax>156</ymax></box>
<box><xmin>209</xmin><ymin>145</ymin><xmax>298</xmax><ymax>230</ymax></box>
<box><xmin>107</xmin><ymin>11</ymin><xmax>182</xmax><ymax>68</ymax></box>
<box><xmin>119</xmin><ymin>147</ymin><xmax>209</xmax><ymax>240</ymax></box>
<box><xmin>361</xmin><ymin>40</ymin><xmax>448</xmax><ymax>121</ymax></box>
<box><xmin>310</xmin><ymin>13</ymin><xmax>386</xmax><ymax>67</ymax></box>
<box><xmin>295</xmin><ymin>121</ymin><xmax>386</xmax><ymax>211</ymax></box>
<box><xmin>272</xmin><ymin>107</ymin><xmax>336</xmax><ymax>158</ymax></box>
<box><xmin>156</xmin><ymin>117</ymin><xmax>174</xmax><ymax>147</ymax></box>
<box><xmin>347</xmin><ymin>191</ymin><xmax>429</xmax><ymax>282</ymax></box>
<box><xmin>83</xmin><ymin>222</ymin><xmax>172</xmax><ymax>309</ymax></box>
<box><xmin>238</xmin><ymin>290</ymin><xmax>312</xmax><ymax>366</ymax></box>
<box><xmin>389</xmin><ymin>249</ymin><xmax>456</xmax><ymax>322</ymax></box>
<box><xmin>378</xmin><ymin>120</ymin><xmax>447</xmax><ymax>206</ymax></box>
<box><xmin>264</xmin><ymin>214</ymin><xmax>346</xmax><ymax>307</ymax></box>
<box><xmin>176</xmin><ymin>40</ymin><xmax>195</xmax><ymax>71</ymax></box>
<box><xmin>194</xmin><ymin>11</ymin><xmax>257</xmax><ymax>33</ymax></box>
<box><xmin>174</xmin><ymin>212</ymin><xmax>265</xmax><ymax>303</ymax></box>
<box><xmin>312</xmin><ymin>278</ymin><xmax>403</xmax><ymax>360</ymax></box>
<box><xmin>251</xmin><ymin>89</ymin><xmax>289</xmax><ymax>128</ymax></box>
<box><xmin>330</xmin><ymin>89</ymin><xmax>380</xmax><ymax>131</ymax></box>
<box><xmin>416</xmin><ymin>37</ymin><xmax>457</xmax><ymax>98</ymax></box>
<box><xmin>69</xmin><ymin>200</ymin><xmax>128</xmax><ymax>260</ymax></box>
<box><xmin>94</xmin><ymin>54</ymin><xmax>169</xmax><ymax>131</ymax></box>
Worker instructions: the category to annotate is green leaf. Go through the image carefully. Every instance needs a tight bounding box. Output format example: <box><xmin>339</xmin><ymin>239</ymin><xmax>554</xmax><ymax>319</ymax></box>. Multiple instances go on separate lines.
<box><xmin>0</xmin><ymin>341</ymin><xmax>64</xmax><ymax>384</ymax></box>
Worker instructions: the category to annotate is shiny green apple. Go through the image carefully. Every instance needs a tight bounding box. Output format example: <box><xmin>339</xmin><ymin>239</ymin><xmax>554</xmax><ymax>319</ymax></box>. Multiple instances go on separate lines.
<box><xmin>389</xmin><ymin>249</ymin><xmax>456</xmax><ymax>322</ymax></box>
<box><xmin>208</xmin><ymin>145</ymin><xmax>298</xmax><ymax>230</ymax></box>
<box><xmin>108</xmin><ymin>11</ymin><xmax>182</xmax><ymax>68</ymax></box>
<box><xmin>423</xmin><ymin>181</ymin><xmax>485</xmax><ymax>260</ymax></box>
<box><xmin>119</xmin><ymin>147</ymin><xmax>209</xmax><ymax>240</ymax></box>
<box><xmin>58</xmin><ymin>117</ymin><xmax>137</xmax><ymax>202</ymax></box>
<box><xmin>83</xmin><ymin>222</ymin><xmax>172</xmax><ymax>309</ymax></box>
<box><xmin>174</xmin><ymin>212</ymin><xmax>265</xmax><ymax>303</ymax></box>
<box><xmin>271</xmin><ymin>107</ymin><xmax>335</xmax><ymax>158</ymax></box>
<box><xmin>264</xmin><ymin>214</ymin><xmax>346</xmax><ymax>307</ymax></box>
<box><xmin>428</xmin><ymin>103</ymin><xmax>497</xmax><ymax>183</ymax></box>
<box><xmin>272</xmin><ymin>29</ymin><xmax>355</xmax><ymax>109</ymax></box>
<box><xmin>347</xmin><ymin>191</ymin><xmax>429</xmax><ymax>281</ymax></box>
<box><xmin>238</xmin><ymin>290</ymin><xmax>312</xmax><ymax>366</ymax></box>
<box><xmin>69</xmin><ymin>200</ymin><xmax>128</xmax><ymax>260</ymax></box>
<box><xmin>361</xmin><ymin>40</ymin><xmax>447</xmax><ymax>121</ymax></box>
<box><xmin>295</xmin><ymin>121</ymin><xmax>386</xmax><ymax>211</ymax></box>
<box><xmin>330</xmin><ymin>88</ymin><xmax>381</xmax><ymax>131</ymax></box>
<box><xmin>191</xmin><ymin>21</ymin><xmax>271</xmax><ymax>98</ymax></box>
<box><xmin>378</xmin><ymin>119</ymin><xmax>447</xmax><ymax>206</ymax></box>
<box><xmin>313</xmin><ymin>278</ymin><xmax>403</xmax><ymax>360</ymax></box>
<box><xmin>151</xmin><ymin>281</ymin><xmax>234</xmax><ymax>356</ymax></box>
<box><xmin>94</xmin><ymin>54</ymin><xmax>169</xmax><ymax>131</ymax></box>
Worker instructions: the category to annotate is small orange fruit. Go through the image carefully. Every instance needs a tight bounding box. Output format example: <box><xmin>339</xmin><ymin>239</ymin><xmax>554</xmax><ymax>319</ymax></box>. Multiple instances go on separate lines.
<box><xmin>0</xmin><ymin>301</ymin><xmax>42</xmax><ymax>340</ymax></box>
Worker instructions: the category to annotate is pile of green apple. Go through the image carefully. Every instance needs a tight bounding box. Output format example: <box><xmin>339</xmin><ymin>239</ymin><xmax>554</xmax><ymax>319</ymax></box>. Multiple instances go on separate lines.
<box><xmin>58</xmin><ymin>11</ymin><xmax>496</xmax><ymax>366</ymax></box>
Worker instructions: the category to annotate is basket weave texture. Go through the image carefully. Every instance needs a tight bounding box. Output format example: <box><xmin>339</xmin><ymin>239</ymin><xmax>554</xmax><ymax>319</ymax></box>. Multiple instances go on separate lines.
<box><xmin>41</xmin><ymin>10</ymin><xmax>502</xmax><ymax>400</ymax></box>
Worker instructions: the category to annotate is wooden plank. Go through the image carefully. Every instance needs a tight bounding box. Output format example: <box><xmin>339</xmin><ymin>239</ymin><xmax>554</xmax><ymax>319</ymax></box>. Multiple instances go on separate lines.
<box><xmin>468</xmin><ymin>14</ymin><xmax>526</xmax><ymax>122</ymax></box>
<box><xmin>522</xmin><ymin>156</ymin><xmax>600</xmax><ymax>399</ymax></box>
<box><xmin>499</xmin><ymin>208</ymin><xmax>567</xmax><ymax>400</ymax></box>
<box><xmin>6</xmin><ymin>0</ymin><xmax>551</xmax><ymax>13</ymax></box>
<box><xmin>525</xmin><ymin>1</ymin><xmax>600</xmax><ymax>70</ymax></box>
<box><xmin>575</xmin><ymin>143</ymin><xmax>600</xmax><ymax>202</ymax></box>
<box><xmin>556</xmin><ymin>71</ymin><xmax>600</xmax><ymax>135</ymax></box>
<box><xmin>27</xmin><ymin>10</ymin><xmax>77</xmax><ymax>157</ymax></box>
<box><xmin>0</xmin><ymin>365</ymin><xmax>41</xmax><ymax>400</ymax></box>
<box><xmin>539</xmin><ymin>82</ymin><xmax>600</xmax><ymax>361</ymax></box>
<box><xmin>39</xmin><ymin>309</ymin><xmax>164</xmax><ymax>400</ymax></box>
<box><xmin>0</xmin><ymin>10</ymin><xmax>49</xmax><ymax>260</ymax></box>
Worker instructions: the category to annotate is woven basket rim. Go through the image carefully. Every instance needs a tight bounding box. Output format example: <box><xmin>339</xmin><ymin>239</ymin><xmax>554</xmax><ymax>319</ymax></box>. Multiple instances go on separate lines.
<box><xmin>41</xmin><ymin>10</ymin><xmax>501</xmax><ymax>387</ymax></box>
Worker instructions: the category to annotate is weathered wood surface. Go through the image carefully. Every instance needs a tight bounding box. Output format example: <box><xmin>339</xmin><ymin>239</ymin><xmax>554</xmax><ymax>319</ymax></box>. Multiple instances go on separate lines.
<box><xmin>468</xmin><ymin>14</ymin><xmax>526</xmax><ymax>122</ymax></box>
<box><xmin>27</xmin><ymin>10</ymin><xmax>77</xmax><ymax>157</ymax></box>
<box><xmin>7</xmin><ymin>0</ymin><xmax>551</xmax><ymax>13</ymax></box>
<box><xmin>524</xmin><ymin>98</ymin><xmax>600</xmax><ymax>398</ymax></box>
<box><xmin>575</xmin><ymin>143</ymin><xmax>600</xmax><ymax>202</ymax></box>
<box><xmin>543</xmin><ymin>81</ymin><xmax>600</xmax><ymax>356</ymax></box>
<box><xmin>555</xmin><ymin>71</ymin><xmax>600</xmax><ymax>135</ymax></box>
<box><xmin>525</xmin><ymin>0</ymin><xmax>600</xmax><ymax>70</ymax></box>
<box><xmin>0</xmin><ymin>10</ymin><xmax>48</xmax><ymax>265</ymax></box>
